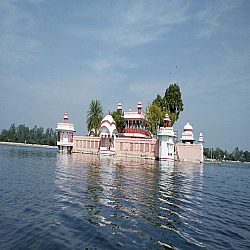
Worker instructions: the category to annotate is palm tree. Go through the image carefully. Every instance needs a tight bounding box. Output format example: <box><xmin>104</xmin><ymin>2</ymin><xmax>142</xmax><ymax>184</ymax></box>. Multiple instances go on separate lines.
<box><xmin>86</xmin><ymin>100</ymin><xmax>104</xmax><ymax>136</ymax></box>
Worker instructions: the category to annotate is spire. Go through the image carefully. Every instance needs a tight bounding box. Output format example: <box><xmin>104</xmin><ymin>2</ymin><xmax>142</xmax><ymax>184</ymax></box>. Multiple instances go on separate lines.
<box><xmin>164</xmin><ymin>112</ymin><xmax>171</xmax><ymax>127</ymax></box>
<box><xmin>137</xmin><ymin>100</ymin><xmax>142</xmax><ymax>114</ymax></box>
<box><xmin>117</xmin><ymin>102</ymin><xmax>122</xmax><ymax>111</ymax></box>
<box><xmin>198</xmin><ymin>130</ymin><xmax>204</xmax><ymax>143</ymax></box>
<box><xmin>64</xmin><ymin>112</ymin><xmax>68</xmax><ymax>123</ymax></box>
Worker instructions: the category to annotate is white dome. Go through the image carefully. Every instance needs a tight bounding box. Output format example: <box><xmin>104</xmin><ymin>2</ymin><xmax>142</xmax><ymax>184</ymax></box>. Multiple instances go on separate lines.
<box><xmin>180</xmin><ymin>121</ymin><xmax>195</xmax><ymax>143</ymax></box>
<box><xmin>100</xmin><ymin>115</ymin><xmax>117</xmax><ymax>136</ymax></box>
<box><xmin>184</xmin><ymin>121</ymin><xmax>193</xmax><ymax>131</ymax></box>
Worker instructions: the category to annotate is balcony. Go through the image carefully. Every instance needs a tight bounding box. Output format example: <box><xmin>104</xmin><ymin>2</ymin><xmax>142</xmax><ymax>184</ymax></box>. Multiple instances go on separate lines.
<box><xmin>56</xmin><ymin>123</ymin><xmax>75</xmax><ymax>131</ymax></box>
<box><xmin>121</xmin><ymin>128</ymin><xmax>150</xmax><ymax>137</ymax></box>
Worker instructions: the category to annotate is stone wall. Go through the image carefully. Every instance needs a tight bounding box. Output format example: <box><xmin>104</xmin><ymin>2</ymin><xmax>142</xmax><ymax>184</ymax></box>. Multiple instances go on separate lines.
<box><xmin>73</xmin><ymin>136</ymin><xmax>158</xmax><ymax>159</ymax></box>
<box><xmin>175</xmin><ymin>143</ymin><xmax>203</xmax><ymax>162</ymax></box>
<box><xmin>73</xmin><ymin>136</ymin><xmax>100</xmax><ymax>154</ymax></box>
<box><xmin>115</xmin><ymin>137</ymin><xmax>158</xmax><ymax>159</ymax></box>
<box><xmin>73</xmin><ymin>136</ymin><xmax>203</xmax><ymax>162</ymax></box>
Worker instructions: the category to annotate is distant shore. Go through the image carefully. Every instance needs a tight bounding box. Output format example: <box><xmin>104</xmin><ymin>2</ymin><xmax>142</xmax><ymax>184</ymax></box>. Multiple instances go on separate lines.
<box><xmin>0</xmin><ymin>141</ymin><xmax>57</xmax><ymax>149</ymax></box>
<box><xmin>205</xmin><ymin>158</ymin><xmax>249</xmax><ymax>164</ymax></box>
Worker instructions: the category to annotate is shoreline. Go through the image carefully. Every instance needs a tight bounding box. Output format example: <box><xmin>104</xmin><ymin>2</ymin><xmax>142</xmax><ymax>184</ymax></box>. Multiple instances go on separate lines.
<box><xmin>0</xmin><ymin>141</ymin><xmax>57</xmax><ymax>149</ymax></box>
<box><xmin>205</xmin><ymin>158</ymin><xmax>250</xmax><ymax>164</ymax></box>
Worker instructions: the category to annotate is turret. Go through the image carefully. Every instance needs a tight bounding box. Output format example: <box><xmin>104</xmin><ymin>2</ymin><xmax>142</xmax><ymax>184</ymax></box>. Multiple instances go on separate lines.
<box><xmin>164</xmin><ymin>112</ymin><xmax>171</xmax><ymax>127</ymax></box>
<box><xmin>198</xmin><ymin>131</ymin><xmax>204</xmax><ymax>144</ymax></box>
<box><xmin>56</xmin><ymin>112</ymin><xmax>76</xmax><ymax>153</ymax></box>
<box><xmin>117</xmin><ymin>102</ymin><xmax>122</xmax><ymax>112</ymax></box>
<box><xmin>64</xmin><ymin>112</ymin><xmax>68</xmax><ymax>123</ymax></box>
<box><xmin>137</xmin><ymin>100</ymin><xmax>142</xmax><ymax>114</ymax></box>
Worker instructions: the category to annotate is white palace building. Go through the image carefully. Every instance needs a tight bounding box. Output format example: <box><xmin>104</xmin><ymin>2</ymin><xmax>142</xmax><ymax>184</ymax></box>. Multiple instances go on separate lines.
<box><xmin>56</xmin><ymin>101</ymin><xmax>204</xmax><ymax>162</ymax></box>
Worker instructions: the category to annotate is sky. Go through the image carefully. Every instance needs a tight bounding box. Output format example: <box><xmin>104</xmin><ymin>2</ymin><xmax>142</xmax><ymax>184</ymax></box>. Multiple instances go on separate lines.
<box><xmin>0</xmin><ymin>0</ymin><xmax>249</xmax><ymax>152</ymax></box>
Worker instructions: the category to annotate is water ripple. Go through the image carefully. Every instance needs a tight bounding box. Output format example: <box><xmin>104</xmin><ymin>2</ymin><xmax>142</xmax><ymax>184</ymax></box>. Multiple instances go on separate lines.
<box><xmin>0</xmin><ymin>145</ymin><xmax>250</xmax><ymax>249</ymax></box>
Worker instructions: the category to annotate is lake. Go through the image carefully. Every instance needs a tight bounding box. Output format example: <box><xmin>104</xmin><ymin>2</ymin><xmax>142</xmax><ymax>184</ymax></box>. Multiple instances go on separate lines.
<box><xmin>0</xmin><ymin>144</ymin><xmax>249</xmax><ymax>249</ymax></box>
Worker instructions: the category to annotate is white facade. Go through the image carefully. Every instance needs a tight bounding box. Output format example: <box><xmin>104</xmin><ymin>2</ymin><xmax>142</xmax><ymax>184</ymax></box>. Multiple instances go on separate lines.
<box><xmin>157</xmin><ymin>113</ymin><xmax>176</xmax><ymax>161</ymax></box>
<box><xmin>56</xmin><ymin>112</ymin><xmax>76</xmax><ymax>153</ymax></box>
<box><xmin>198</xmin><ymin>131</ymin><xmax>204</xmax><ymax>162</ymax></box>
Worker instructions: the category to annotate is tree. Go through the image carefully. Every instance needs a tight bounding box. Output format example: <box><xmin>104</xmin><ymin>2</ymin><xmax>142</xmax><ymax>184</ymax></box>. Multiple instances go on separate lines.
<box><xmin>8</xmin><ymin>123</ymin><xmax>16</xmax><ymax>142</ymax></box>
<box><xmin>164</xmin><ymin>83</ymin><xmax>184</xmax><ymax>125</ymax></box>
<box><xmin>152</xmin><ymin>95</ymin><xmax>165</xmax><ymax>127</ymax></box>
<box><xmin>86</xmin><ymin>100</ymin><xmax>104</xmax><ymax>136</ymax></box>
<box><xmin>111</xmin><ymin>110</ymin><xmax>125</xmax><ymax>133</ymax></box>
<box><xmin>152</xmin><ymin>83</ymin><xmax>184</xmax><ymax>126</ymax></box>
<box><xmin>0</xmin><ymin>129</ymin><xmax>8</xmax><ymax>142</ymax></box>
<box><xmin>233</xmin><ymin>147</ymin><xmax>242</xmax><ymax>161</ymax></box>
<box><xmin>141</xmin><ymin>103</ymin><xmax>163</xmax><ymax>136</ymax></box>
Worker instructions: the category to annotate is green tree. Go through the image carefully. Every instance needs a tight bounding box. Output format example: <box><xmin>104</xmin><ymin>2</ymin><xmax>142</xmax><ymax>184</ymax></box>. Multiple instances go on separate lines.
<box><xmin>141</xmin><ymin>103</ymin><xmax>163</xmax><ymax>136</ymax></box>
<box><xmin>8</xmin><ymin>123</ymin><xmax>17</xmax><ymax>142</ymax></box>
<box><xmin>164</xmin><ymin>83</ymin><xmax>184</xmax><ymax>125</ymax></box>
<box><xmin>233</xmin><ymin>147</ymin><xmax>242</xmax><ymax>161</ymax></box>
<box><xmin>111</xmin><ymin>110</ymin><xmax>125</xmax><ymax>133</ymax></box>
<box><xmin>152</xmin><ymin>95</ymin><xmax>165</xmax><ymax>127</ymax></box>
<box><xmin>86</xmin><ymin>99</ymin><xmax>104</xmax><ymax>136</ymax></box>
<box><xmin>0</xmin><ymin>129</ymin><xmax>8</xmax><ymax>142</ymax></box>
<box><xmin>214</xmin><ymin>147</ymin><xmax>224</xmax><ymax>160</ymax></box>
<box><xmin>152</xmin><ymin>83</ymin><xmax>184</xmax><ymax>126</ymax></box>
<box><xmin>243</xmin><ymin>151</ymin><xmax>250</xmax><ymax>162</ymax></box>
<box><xmin>203</xmin><ymin>147</ymin><xmax>210</xmax><ymax>158</ymax></box>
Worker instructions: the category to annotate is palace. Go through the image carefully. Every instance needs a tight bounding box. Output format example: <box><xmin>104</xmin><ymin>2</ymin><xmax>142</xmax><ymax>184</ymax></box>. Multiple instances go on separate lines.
<box><xmin>56</xmin><ymin>101</ymin><xmax>204</xmax><ymax>162</ymax></box>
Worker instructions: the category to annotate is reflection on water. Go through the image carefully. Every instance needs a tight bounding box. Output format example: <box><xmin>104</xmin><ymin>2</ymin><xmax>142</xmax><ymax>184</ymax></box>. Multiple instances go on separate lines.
<box><xmin>2</xmin><ymin>145</ymin><xmax>249</xmax><ymax>250</ymax></box>
<box><xmin>54</xmin><ymin>153</ymin><xmax>205</xmax><ymax>249</ymax></box>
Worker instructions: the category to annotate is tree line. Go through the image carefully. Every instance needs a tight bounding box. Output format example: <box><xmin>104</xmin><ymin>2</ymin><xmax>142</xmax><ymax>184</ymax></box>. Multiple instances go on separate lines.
<box><xmin>204</xmin><ymin>147</ymin><xmax>250</xmax><ymax>162</ymax></box>
<box><xmin>0</xmin><ymin>123</ymin><xmax>57</xmax><ymax>146</ymax></box>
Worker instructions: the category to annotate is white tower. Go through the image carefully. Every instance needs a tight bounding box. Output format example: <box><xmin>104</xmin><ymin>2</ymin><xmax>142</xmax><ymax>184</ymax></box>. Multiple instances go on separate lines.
<box><xmin>55</xmin><ymin>112</ymin><xmax>76</xmax><ymax>153</ymax></box>
<box><xmin>157</xmin><ymin>112</ymin><xmax>176</xmax><ymax>161</ymax></box>
<box><xmin>198</xmin><ymin>131</ymin><xmax>204</xmax><ymax>162</ymax></box>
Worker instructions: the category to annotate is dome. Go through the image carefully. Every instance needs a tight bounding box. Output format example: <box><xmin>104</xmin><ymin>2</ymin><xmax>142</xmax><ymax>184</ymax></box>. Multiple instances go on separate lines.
<box><xmin>180</xmin><ymin>121</ymin><xmax>195</xmax><ymax>143</ymax></box>
<box><xmin>184</xmin><ymin>121</ymin><xmax>193</xmax><ymax>132</ymax></box>
<box><xmin>100</xmin><ymin>115</ymin><xmax>117</xmax><ymax>136</ymax></box>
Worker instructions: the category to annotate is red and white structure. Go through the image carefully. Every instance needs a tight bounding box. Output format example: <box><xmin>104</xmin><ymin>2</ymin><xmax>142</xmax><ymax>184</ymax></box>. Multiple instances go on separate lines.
<box><xmin>99</xmin><ymin>115</ymin><xmax>118</xmax><ymax>155</ymax></box>
<box><xmin>56</xmin><ymin>112</ymin><xmax>76</xmax><ymax>153</ymax></box>
<box><xmin>180</xmin><ymin>121</ymin><xmax>196</xmax><ymax>144</ymax></box>
<box><xmin>118</xmin><ymin>101</ymin><xmax>151</xmax><ymax>138</ymax></box>
<box><xmin>157</xmin><ymin>112</ymin><xmax>176</xmax><ymax>161</ymax></box>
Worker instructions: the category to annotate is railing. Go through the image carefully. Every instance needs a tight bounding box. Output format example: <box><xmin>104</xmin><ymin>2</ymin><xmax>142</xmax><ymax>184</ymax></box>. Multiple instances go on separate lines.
<box><xmin>57</xmin><ymin>141</ymin><xmax>73</xmax><ymax>146</ymax></box>
<box><xmin>121</xmin><ymin>128</ymin><xmax>150</xmax><ymax>137</ymax></box>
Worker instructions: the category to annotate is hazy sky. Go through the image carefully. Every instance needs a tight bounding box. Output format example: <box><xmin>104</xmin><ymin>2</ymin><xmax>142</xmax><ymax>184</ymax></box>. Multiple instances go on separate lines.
<box><xmin>1</xmin><ymin>0</ymin><xmax>249</xmax><ymax>152</ymax></box>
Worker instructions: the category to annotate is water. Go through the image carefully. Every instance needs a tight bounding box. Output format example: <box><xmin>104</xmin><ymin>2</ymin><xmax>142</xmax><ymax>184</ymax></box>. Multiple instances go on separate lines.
<box><xmin>0</xmin><ymin>144</ymin><xmax>249</xmax><ymax>249</ymax></box>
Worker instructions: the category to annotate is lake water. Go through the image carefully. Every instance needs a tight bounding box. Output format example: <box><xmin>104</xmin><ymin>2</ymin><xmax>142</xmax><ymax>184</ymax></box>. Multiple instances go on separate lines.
<box><xmin>0</xmin><ymin>144</ymin><xmax>249</xmax><ymax>249</ymax></box>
